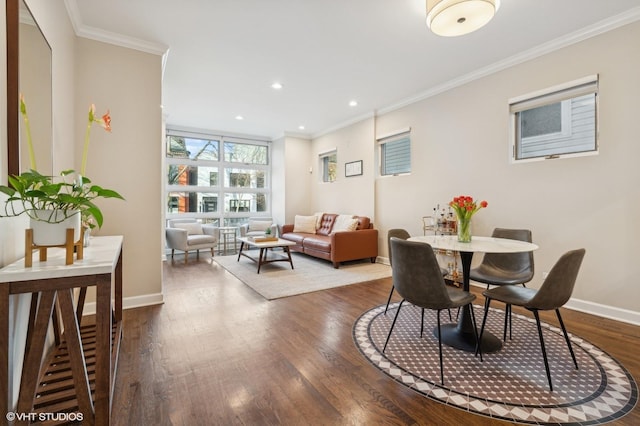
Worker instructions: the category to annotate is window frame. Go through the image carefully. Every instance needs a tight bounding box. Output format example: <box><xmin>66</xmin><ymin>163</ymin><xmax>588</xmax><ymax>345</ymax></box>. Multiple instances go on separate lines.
<box><xmin>165</xmin><ymin>129</ymin><xmax>271</xmax><ymax>225</ymax></box>
<box><xmin>509</xmin><ymin>75</ymin><xmax>599</xmax><ymax>163</ymax></box>
<box><xmin>319</xmin><ymin>149</ymin><xmax>337</xmax><ymax>183</ymax></box>
<box><xmin>377</xmin><ymin>128</ymin><xmax>411</xmax><ymax>177</ymax></box>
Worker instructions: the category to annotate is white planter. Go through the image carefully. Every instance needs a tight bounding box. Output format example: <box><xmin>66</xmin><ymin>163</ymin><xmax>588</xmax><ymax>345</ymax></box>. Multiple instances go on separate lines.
<box><xmin>30</xmin><ymin>210</ymin><xmax>81</xmax><ymax>246</ymax></box>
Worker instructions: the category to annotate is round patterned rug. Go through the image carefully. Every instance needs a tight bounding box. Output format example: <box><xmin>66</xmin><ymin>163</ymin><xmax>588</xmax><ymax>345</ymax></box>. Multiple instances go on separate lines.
<box><xmin>353</xmin><ymin>302</ymin><xmax>638</xmax><ymax>424</ymax></box>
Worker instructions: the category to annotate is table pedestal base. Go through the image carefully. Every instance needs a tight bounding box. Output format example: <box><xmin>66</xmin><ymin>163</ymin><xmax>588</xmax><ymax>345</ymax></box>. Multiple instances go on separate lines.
<box><xmin>435</xmin><ymin>324</ymin><xmax>502</xmax><ymax>353</ymax></box>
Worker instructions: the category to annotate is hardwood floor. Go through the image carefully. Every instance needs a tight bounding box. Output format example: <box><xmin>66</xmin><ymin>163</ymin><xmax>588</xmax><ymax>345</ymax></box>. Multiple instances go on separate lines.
<box><xmin>111</xmin><ymin>257</ymin><xmax>640</xmax><ymax>425</ymax></box>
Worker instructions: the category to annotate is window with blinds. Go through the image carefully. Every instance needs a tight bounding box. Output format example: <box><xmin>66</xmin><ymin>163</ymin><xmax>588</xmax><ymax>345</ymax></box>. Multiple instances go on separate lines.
<box><xmin>509</xmin><ymin>75</ymin><xmax>598</xmax><ymax>162</ymax></box>
<box><xmin>378</xmin><ymin>130</ymin><xmax>411</xmax><ymax>176</ymax></box>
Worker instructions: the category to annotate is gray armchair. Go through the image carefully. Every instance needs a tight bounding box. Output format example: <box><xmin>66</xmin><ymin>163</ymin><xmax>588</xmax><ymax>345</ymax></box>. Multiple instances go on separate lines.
<box><xmin>166</xmin><ymin>218</ymin><xmax>219</xmax><ymax>263</ymax></box>
<box><xmin>239</xmin><ymin>217</ymin><xmax>277</xmax><ymax>238</ymax></box>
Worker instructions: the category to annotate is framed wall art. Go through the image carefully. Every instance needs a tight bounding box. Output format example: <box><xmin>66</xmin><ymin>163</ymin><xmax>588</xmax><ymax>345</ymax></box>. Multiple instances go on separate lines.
<box><xmin>345</xmin><ymin>160</ymin><xmax>363</xmax><ymax>177</ymax></box>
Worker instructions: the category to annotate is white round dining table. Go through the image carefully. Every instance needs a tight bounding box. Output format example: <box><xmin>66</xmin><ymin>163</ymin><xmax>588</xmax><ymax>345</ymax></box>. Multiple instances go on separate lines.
<box><xmin>407</xmin><ymin>235</ymin><xmax>539</xmax><ymax>353</ymax></box>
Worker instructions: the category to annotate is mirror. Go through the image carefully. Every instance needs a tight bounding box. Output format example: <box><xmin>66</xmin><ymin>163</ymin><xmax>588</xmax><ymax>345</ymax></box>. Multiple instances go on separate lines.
<box><xmin>6</xmin><ymin>0</ymin><xmax>52</xmax><ymax>177</ymax></box>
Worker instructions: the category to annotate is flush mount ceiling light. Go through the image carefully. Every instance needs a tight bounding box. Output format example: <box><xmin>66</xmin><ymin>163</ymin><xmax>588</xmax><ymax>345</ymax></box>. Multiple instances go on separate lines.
<box><xmin>426</xmin><ymin>0</ymin><xmax>500</xmax><ymax>37</ymax></box>
<box><xmin>271</xmin><ymin>82</ymin><xmax>283</xmax><ymax>90</ymax></box>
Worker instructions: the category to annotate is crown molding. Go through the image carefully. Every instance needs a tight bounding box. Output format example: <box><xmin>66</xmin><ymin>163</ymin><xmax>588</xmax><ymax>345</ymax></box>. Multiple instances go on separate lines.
<box><xmin>377</xmin><ymin>6</ymin><xmax>640</xmax><ymax>116</ymax></box>
<box><xmin>312</xmin><ymin>111</ymin><xmax>376</xmax><ymax>139</ymax></box>
<box><xmin>64</xmin><ymin>0</ymin><xmax>168</xmax><ymax>56</ymax></box>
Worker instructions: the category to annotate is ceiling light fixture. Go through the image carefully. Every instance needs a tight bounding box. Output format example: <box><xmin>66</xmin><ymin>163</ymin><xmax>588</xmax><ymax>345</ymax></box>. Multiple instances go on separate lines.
<box><xmin>235</xmin><ymin>115</ymin><xmax>244</xmax><ymax>120</ymax></box>
<box><xmin>426</xmin><ymin>0</ymin><xmax>500</xmax><ymax>37</ymax></box>
<box><xmin>349</xmin><ymin>100</ymin><xmax>358</xmax><ymax>107</ymax></box>
<box><xmin>271</xmin><ymin>82</ymin><xmax>283</xmax><ymax>90</ymax></box>
<box><xmin>298</xmin><ymin>125</ymin><xmax>305</xmax><ymax>130</ymax></box>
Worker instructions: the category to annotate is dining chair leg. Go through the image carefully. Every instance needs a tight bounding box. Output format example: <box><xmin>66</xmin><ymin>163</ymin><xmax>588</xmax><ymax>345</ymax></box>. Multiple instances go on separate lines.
<box><xmin>503</xmin><ymin>304</ymin><xmax>510</xmax><ymax>341</ymax></box>
<box><xmin>437</xmin><ymin>310</ymin><xmax>444</xmax><ymax>386</ymax></box>
<box><xmin>420</xmin><ymin>308</ymin><xmax>425</xmax><ymax>337</ymax></box>
<box><xmin>476</xmin><ymin>298</ymin><xmax>492</xmax><ymax>357</ymax></box>
<box><xmin>469</xmin><ymin>304</ymin><xmax>482</xmax><ymax>362</ymax></box>
<box><xmin>383</xmin><ymin>300</ymin><xmax>404</xmax><ymax>353</ymax></box>
<box><xmin>556</xmin><ymin>308</ymin><xmax>578</xmax><ymax>370</ymax></box>
<box><xmin>533</xmin><ymin>310</ymin><xmax>553</xmax><ymax>391</ymax></box>
<box><xmin>384</xmin><ymin>286</ymin><xmax>395</xmax><ymax>314</ymax></box>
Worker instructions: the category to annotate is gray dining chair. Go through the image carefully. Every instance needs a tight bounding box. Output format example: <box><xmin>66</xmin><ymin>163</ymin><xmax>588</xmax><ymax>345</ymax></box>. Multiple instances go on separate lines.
<box><xmin>383</xmin><ymin>238</ymin><xmax>481</xmax><ymax>385</ymax></box>
<box><xmin>385</xmin><ymin>229</ymin><xmax>450</xmax><ymax>315</ymax></box>
<box><xmin>478</xmin><ymin>248</ymin><xmax>585</xmax><ymax>391</ymax></box>
<box><xmin>469</xmin><ymin>228</ymin><xmax>534</xmax><ymax>340</ymax></box>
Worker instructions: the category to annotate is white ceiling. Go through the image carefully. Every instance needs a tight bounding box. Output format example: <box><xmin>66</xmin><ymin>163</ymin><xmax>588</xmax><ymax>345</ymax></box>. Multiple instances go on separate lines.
<box><xmin>66</xmin><ymin>0</ymin><xmax>640</xmax><ymax>139</ymax></box>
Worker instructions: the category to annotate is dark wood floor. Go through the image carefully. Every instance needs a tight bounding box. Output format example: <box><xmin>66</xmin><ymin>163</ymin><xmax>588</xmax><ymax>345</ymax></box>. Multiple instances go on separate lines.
<box><xmin>111</xmin><ymin>256</ymin><xmax>640</xmax><ymax>425</ymax></box>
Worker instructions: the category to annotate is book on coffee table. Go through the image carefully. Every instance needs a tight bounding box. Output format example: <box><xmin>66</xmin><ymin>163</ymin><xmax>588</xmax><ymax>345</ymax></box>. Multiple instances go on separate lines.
<box><xmin>249</xmin><ymin>236</ymin><xmax>278</xmax><ymax>243</ymax></box>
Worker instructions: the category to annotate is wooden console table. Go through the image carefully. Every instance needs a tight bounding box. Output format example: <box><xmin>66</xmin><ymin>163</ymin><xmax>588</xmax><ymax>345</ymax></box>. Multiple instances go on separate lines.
<box><xmin>0</xmin><ymin>236</ymin><xmax>123</xmax><ymax>425</ymax></box>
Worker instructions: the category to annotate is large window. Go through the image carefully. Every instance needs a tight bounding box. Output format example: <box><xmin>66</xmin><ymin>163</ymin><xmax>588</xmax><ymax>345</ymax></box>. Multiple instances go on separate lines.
<box><xmin>165</xmin><ymin>132</ymin><xmax>271</xmax><ymax>226</ymax></box>
<box><xmin>378</xmin><ymin>129</ymin><xmax>411</xmax><ymax>176</ymax></box>
<box><xmin>510</xmin><ymin>75</ymin><xmax>598</xmax><ymax>162</ymax></box>
<box><xmin>320</xmin><ymin>150</ymin><xmax>337</xmax><ymax>183</ymax></box>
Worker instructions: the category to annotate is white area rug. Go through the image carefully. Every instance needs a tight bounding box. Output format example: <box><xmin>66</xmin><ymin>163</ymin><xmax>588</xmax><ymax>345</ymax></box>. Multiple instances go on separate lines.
<box><xmin>214</xmin><ymin>251</ymin><xmax>391</xmax><ymax>300</ymax></box>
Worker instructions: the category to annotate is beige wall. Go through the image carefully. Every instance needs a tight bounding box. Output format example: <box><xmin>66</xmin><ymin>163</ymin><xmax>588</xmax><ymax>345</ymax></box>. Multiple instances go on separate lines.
<box><xmin>310</xmin><ymin>117</ymin><xmax>376</xmax><ymax>219</ymax></box>
<box><xmin>272</xmin><ymin>135</ymin><xmax>313</xmax><ymax>226</ymax></box>
<box><xmin>74</xmin><ymin>38</ymin><xmax>163</xmax><ymax>303</ymax></box>
<box><xmin>313</xmin><ymin>22</ymin><xmax>640</xmax><ymax>317</ymax></box>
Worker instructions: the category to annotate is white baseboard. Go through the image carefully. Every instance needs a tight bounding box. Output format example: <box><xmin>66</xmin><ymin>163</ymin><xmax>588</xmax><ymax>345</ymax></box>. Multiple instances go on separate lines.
<box><xmin>82</xmin><ymin>292</ymin><xmax>164</xmax><ymax>316</ymax></box>
<box><xmin>564</xmin><ymin>298</ymin><xmax>640</xmax><ymax>326</ymax></box>
<box><xmin>469</xmin><ymin>282</ymin><xmax>639</xmax><ymax>326</ymax></box>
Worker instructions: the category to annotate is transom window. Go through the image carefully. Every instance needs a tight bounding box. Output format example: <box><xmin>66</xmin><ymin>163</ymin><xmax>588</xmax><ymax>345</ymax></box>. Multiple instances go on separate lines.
<box><xmin>377</xmin><ymin>129</ymin><xmax>411</xmax><ymax>176</ymax></box>
<box><xmin>319</xmin><ymin>150</ymin><xmax>337</xmax><ymax>183</ymax></box>
<box><xmin>510</xmin><ymin>75</ymin><xmax>598</xmax><ymax>162</ymax></box>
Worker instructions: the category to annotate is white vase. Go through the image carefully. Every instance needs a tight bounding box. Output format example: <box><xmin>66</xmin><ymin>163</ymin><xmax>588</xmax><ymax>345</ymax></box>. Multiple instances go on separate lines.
<box><xmin>30</xmin><ymin>210</ymin><xmax>81</xmax><ymax>246</ymax></box>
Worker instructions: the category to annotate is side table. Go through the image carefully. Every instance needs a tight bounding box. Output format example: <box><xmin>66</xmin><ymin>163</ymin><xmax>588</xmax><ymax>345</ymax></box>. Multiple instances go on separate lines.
<box><xmin>219</xmin><ymin>226</ymin><xmax>238</xmax><ymax>255</ymax></box>
<box><xmin>0</xmin><ymin>236</ymin><xmax>123</xmax><ymax>426</ymax></box>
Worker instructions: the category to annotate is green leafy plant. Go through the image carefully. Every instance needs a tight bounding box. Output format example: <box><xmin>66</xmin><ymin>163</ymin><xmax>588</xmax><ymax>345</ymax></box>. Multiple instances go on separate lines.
<box><xmin>0</xmin><ymin>96</ymin><xmax>124</xmax><ymax>228</ymax></box>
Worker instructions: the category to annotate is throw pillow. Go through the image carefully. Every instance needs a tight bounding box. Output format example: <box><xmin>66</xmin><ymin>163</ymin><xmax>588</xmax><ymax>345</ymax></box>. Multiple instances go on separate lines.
<box><xmin>313</xmin><ymin>212</ymin><xmax>324</xmax><ymax>229</ymax></box>
<box><xmin>248</xmin><ymin>219</ymin><xmax>272</xmax><ymax>232</ymax></box>
<box><xmin>174</xmin><ymin>222</ymin><xmax>203</xmax><ymax>235</ymax></box>
<box><xmin>293</xmin><ymin>215</ymin><xmax>317</xmax><ymax>234</ymax></box>
<box><xmin>332</xmin><ymin>214</ymin><xmax>358</xmax><ymax>233</ymax></box>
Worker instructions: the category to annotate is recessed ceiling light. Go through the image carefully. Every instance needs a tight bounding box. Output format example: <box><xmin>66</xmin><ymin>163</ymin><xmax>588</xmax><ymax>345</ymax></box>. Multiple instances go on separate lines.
<box><xmin>235</xmin><ymin>115</ymin><xmax>244</xmax><ymax>120</ymax></box>
<box><xmin>349</xmin><ymin>100</ymin><xmax>358</xmax><ymax>107</ymax></box>
<box><xmin>298</xmin><ymin>125</ymin><xmax>305</xmax><ymax>130</ymax></box>
<box><xmin>271</xmin><ymin>82</ymin><xmax>283</xmax><ymax>90</ymax></box>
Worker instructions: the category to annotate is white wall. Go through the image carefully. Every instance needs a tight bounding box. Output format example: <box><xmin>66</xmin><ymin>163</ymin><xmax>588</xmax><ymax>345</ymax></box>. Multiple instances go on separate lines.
<box><xmin>314</xmin><ymin>21</ymin><xmax>640</xmax><ymax>316</ymax></box>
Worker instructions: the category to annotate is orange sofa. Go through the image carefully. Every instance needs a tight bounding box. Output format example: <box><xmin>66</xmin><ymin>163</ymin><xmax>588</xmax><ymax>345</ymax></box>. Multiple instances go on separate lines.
<box><xmin>280</xmin><ymin>213</ymin><xmax>378</xmax><ymax>268</ymax></box>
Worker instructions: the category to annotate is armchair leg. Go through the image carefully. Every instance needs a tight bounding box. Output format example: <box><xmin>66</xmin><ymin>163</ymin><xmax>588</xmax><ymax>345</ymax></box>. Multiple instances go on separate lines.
<box><xmin>210</xmin><ymin>248</ymin><xmax>215</xmax><ymax>257</ymax></box>
<box><xmin>171</xmin><ymin>249</ymin><xmax>175</xmax><ymax>260</ymax></box>
<box><xmin>184</xmin><ymin>251</ymin><xmax>188</xmax><ymax>264</ymax></box>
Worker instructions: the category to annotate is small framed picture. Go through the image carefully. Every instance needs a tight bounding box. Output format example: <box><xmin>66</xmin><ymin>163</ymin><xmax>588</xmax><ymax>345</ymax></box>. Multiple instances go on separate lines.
<box><xmin>345</xmin><ymin>160</ymin><xmax>363</xmax><ymax>177</ymax></box>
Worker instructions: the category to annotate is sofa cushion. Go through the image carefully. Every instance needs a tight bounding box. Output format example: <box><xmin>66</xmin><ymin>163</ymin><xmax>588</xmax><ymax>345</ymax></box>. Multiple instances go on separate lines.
<box><xmin>317</xmin><ymin>214</ymin><xmax>337</xmax><ymax>236</ymax></box>
<box><xmin>174</xmin><ymin>222</ymin><xmax>203</xmax><ymax>235</ymax></box>
<box><xmin>293</xmin><ymin>215</ymin><xmax>317</xmax><ymax>233</ymax></box>
<box><xmin>302</xmin><ymin>235</ymin><xmax>331</xmax><ymax>252</ymax></box>
<box><xmin>186</xmin><ymin>234</ymin><xmax>216</xmax><ymax>245</ymax></box>
<box><xmin>332</xmin><ymin>214</ymin><xmax>358</xmax><ymax>232</ymax></box>
<box><xmin>280</xmin><ymin>232</ymin><xmax>306</xmax><ymax>244</ymax></box>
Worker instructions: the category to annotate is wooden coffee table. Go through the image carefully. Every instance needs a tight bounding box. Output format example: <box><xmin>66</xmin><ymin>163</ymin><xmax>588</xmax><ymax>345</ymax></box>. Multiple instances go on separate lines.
<box><xmin>237</xmin><ymin>237</ymin><xmax>296</xmax><ymax>273</ymax></box>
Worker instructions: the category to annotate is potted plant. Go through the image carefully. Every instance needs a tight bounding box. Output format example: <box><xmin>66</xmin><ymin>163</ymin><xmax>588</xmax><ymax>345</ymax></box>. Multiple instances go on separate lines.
<box><xmin>0</xmin><ymin>96</ymin><xmax>124</xmax><ymax>246</ymax></box>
